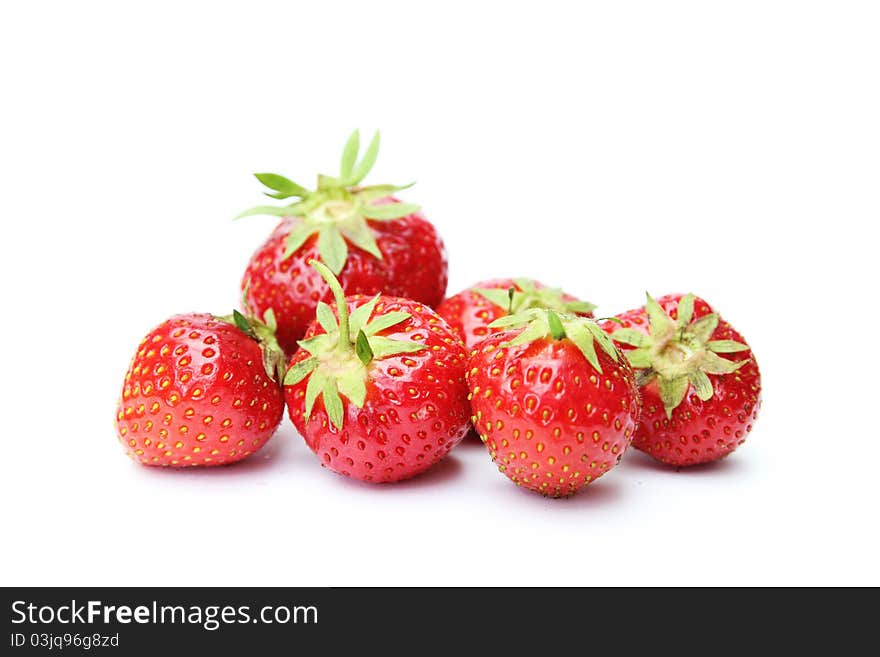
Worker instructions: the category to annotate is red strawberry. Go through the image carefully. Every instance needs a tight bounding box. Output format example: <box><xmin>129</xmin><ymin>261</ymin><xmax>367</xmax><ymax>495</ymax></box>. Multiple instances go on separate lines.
<box><xmin>284</xmin><ymin>260</ymin><xmax>470</xmax><ymax>483</ymax></box>
<box><xmin>238</xmin><ymin>130</ymin><xmax>448</xmax><ymax>353</ymax></box>
<box><xmin>466</xmin><ymin>309</ymin><xmax>641</xmax><ymax>497</ymax></box>
<box><xmin>606</xmin><ymin>293</ymin><xmax>761</xmax><ymax>466</ymax></box>
<box><xmin>115</xmin><ymin>311</ymin><xmax>286</xmax><ymax>467</ymax></box>
<box><xmin>437</xmin><ymin>278</ymin><xmax>595</xmax><ymax>350</ymax></box>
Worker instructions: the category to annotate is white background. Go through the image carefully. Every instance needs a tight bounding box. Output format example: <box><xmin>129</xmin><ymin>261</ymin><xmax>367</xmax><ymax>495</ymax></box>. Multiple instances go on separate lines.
<box><xmin>1</xmin><ymin>1</ymin><xmax>877</xmax><ymax>586</ymax></box>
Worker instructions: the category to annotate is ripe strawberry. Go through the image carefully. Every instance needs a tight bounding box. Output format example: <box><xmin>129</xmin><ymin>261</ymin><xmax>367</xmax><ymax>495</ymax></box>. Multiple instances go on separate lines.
<box><xmin>466</xmin><ymin>309</ymin><xmax>641</xmax><ymax>497</ymax></box>
<box><xmin>606</xmin><ymin>293</ymin><xmax>761</xmax><ymax>466</ymax></box>
<box><xmin>437</xmin><ymin>278</ymin><xmax>595</xmax><ymax>350</ymax></box>
<box><xmin>238</xmin><ymin>130</ymin><xmax>448</xmax><ymax>353</ymax></box>
<box><xmin>284</xmin><ymin>260</ymin><xmax>470</xmax><ymax>483</ymax></box>
<box><xmin>115</xmin><ymin>311</ymin><xmax>286</xmax><ymax>467</ymax></box>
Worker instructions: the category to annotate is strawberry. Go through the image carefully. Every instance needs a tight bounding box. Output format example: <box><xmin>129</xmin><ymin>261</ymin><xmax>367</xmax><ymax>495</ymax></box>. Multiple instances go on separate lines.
<box><xmin>115</xmin><ymin>310</ymin><xmax>286</xmax><ymax>467</ymax></box>
<box><xmin>237</xmin><ymin>130</ymin><xmax>448</xmax><ymax>353</ymax></box>
<box><xmin>437</xmin><ymin>278</ymin><xmax>595</xmax><ymax>350</ymax></box>
<box><xmin>466</xmin><ymin>309</ymin><xmax>641</xmax><ymax>497</ymax></box>
<box><xmin>284</xmin><ymin>260</ymin><xmax>470</xmax><ymax>483</ymax></box>
<box><xmin>606</xmin><ymin>293</ymin><xmax>761</xmax><ymax>466</ymax></box>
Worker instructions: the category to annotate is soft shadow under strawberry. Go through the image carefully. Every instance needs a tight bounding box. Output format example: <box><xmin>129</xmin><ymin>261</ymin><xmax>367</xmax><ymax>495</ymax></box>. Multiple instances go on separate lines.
<box><xmin>329</xmin><ymin>454</ymin><xmax>465</xmax><ymax>493</ymax></box>
<box><xmin>481</xmin><ymin>472</ymin><xmax>627</xmax><ymax>508</ymax></box>
<box><xmin>619</xmin><ymin>449</ymin><xmax>748</xmax><ymax>476</ymax></box>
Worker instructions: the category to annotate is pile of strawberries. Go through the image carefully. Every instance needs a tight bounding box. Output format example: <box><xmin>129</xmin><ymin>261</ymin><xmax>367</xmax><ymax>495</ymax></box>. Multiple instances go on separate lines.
<box><xmin>115</xmin><ymin>132</ymin><xmax>762</xmax><ymax>497</ymax></box>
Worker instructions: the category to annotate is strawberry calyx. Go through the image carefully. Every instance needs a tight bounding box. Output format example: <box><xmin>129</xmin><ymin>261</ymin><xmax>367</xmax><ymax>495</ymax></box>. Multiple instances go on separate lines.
<box><xmin>283</xmin><ymin>260</ymin><xmax>426</xmax><ymax>430</ymax></box>
<box><xmin>236</xmin><ymin>130</ymin><xmax>419</xmax><ymax>275</ymax></box>
<box><xmin>488</xmin><ymin>308</ymin><xmax>619</xmax><ymax>373</ymax></box>
<box><xmin>475</xmin><ymin>278</ymin><xmax>596</xmax><ymax>316</ymax></box>
<box><xmin>611</xmin><ymin>293</ymin><xmax>750</xmax><ymax>418</ymax></box>
<box><xmin>217</xmin><ymin>308</ymin><xmax>286</xmax><ymax>383</ymax></box>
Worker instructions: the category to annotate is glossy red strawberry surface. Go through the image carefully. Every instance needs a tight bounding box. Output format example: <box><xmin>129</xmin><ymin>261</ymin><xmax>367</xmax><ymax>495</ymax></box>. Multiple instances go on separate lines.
<box><xmin>607</xmin><ymin>294</ymin><xmax>762</xmax><ymax>466</ymax></box>
<box><xmin>437</xmin><ymin>278</ymin><xmax>593</xmax><ymax>350</ymax></box>
<box><xmin>467</xmin><ymin>326</ymin><xmax>640</xmax><ymax>497</ymax></box>
<box><xmin>115</xmin><ymin>313</ymin><xmax>284</xmax><ymax>467</ymax></box>
<box><xmin>244</xmin><ymin>212</ymin><xmax>447</xmax><ymax>354</ymax></box>
<box><xmin>285</xmin><ymin>295</ymin><xmax>470</xmax><ymax>483</ymax></box>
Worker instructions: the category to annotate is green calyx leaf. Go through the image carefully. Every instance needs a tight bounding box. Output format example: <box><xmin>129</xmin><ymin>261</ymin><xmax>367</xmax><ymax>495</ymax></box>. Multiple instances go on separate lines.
<box><xmin>689</xmin><ymin>314</ymin><xmax>719</xmax><ymax>343</ymax></box>
<box><xmin>488</xmin><ymin>308</ymin><xmax>619</xmax><ymax>374</ymax></box>
<box><xmin>356</xmin><ymin>182</ymin><xmax>416</xmax><ymax>202</ymax></box>
<box><xmin>217</xmin><ymin>309</ymin><xmax>287</xmax><ymax>384</ymax></box>
<box><xmin>565</xmin><ymin>321</ymin><xmax>602</xmax><ymax>372</ymax></box>
<box><xmin>706</xmin><ymin>340</ymin><xmax>750</xmax><ymax>353</ymax></box>
<box><xmin>361</xmin><ymin>202</ymin><xmax>420</xmax><ymax>220</ymax></box>
<box><xmin>355</xmin><ymin>330</ymin><xmax>374</xmax><ymax>365</ymax></box>
<box><xmin>346</xmin><ymin>130</ymin><xmax>380</xmax><ymax>186</ymax></box>
<box><xmin>231</xmin><ymin>309</ymin><xmax>256</xmax><ymax>339</ymax></box>
<box><xmin>676</xmin><ymin>294</ymin><xmax>695</xmax><ymax>329</ymax></box>
<box><xmin>688</xmin><ymin>369</ymin><xmax>714</xmax><ymax>401</ymax></box>
<box><xmin>349</xmin><ymin>294</ymin><xmax>381</xmax><ymax>336</ymax></box>
<box><xmin>285</xmin><ymin>260</ymin><xmax>427</xmax><ymax>431</ymax></box>
<box><xmin>340</xmin><ymin>130</ymin><xmax>361</xmax><ymax>181</ymax></box>
<box><xmin>318</xmin><ymin>225</ymin><xmax>349</xmax><ymax>275</ymax></box>
<box><xmin>339</xmin><ymin>217</ymin><xmax>382</xmax><ymax>260</ymax></box>
<box><xmin>236</xmin><ymin>131</ymin><xmax>418</xmax><ymax>275</ymax></box>
<box><xmin>321</xmin><ymin>378</ymin><xmax>345</xmax><ymax>430</ymax></box>
<box><xmin>367</xmin><ymin>337</ymin><xmax>425</xmax><ymax>359</ymax></box>
<box><xmin>315</xmin><ymin>301</ymin><xmax>339</xmax><ymax>335</ymax></box>
<box><xmin>284</xmin><ymin>356</ymin><xmax>317</xmax><ymax>386</ymax></box>
<box><xmin>254</xmin><ymin>173</ymin><xmax>307</xmax><ymax>200</ymax></box>
<box><xmin>613</xmin><ymin>293</ymin><xmax>750</xmax><ymax>417</ymax></box>
<box><xmin>362</xmin><ymin>311</ymin><xmax>412</xmax><ymax>336</ymax></box>
<box><xmin>475</xmin><ymin>279</ymin><xmax>597</xmax><ymax>317</ymax></box>
<box><xmin>645</xmin><ymin>292</ymin><xmax>674</xmax><ymax>336</ymax></box>
<box><xmin>658</xmin><ymin>377</ymin><xmax>689</xmax><ymax>419</ymax></box>
<box><xmin>609</xmin><ymin>327</ymin><xmax>648</xmax><ymax>348</ymax></box>
<box><xmin>235</xmin><ymin>204</ymin><xmax>301</xmax><ymax>220</ymax></box>
<box><xmin>547</xmin><ymin>311</ymin><xmax>566</xmax><ymax>340</ymax></box>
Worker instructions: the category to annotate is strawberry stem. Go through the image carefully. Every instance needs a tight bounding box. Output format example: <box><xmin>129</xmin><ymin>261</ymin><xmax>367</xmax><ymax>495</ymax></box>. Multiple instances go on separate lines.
<box><xmin>310</xmin><ymin>259</ymin><xmax>351</xmax><ymax>348</ymax></box>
